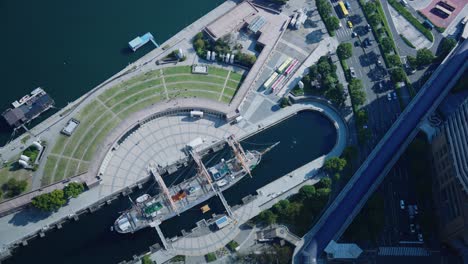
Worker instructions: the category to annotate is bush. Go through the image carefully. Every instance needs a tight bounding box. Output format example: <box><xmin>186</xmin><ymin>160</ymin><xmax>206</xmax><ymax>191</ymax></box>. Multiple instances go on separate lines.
<box><xmin>237</xmin><ymin>53</ymin><xmax>257</xmax><ymax>67</ymax></box>
<box><xmin>257</xmin><ymin>210</ymin><xmax>277</xmax><ymax>225</ymax></box>
<box><xmin>324</xmin><ymin>157</ymin><xmax>347</xmax><ymax>173</ymax></box>
<box><xmin>387</xmin><ymin>54</ymin><xmax>402</xmax><ymax>68</ymax></box>
<box><xmin>141</xmin><ymin>255</ymin><xmax>152</xmax><ymax>264</ymax></box>
<box><xmin>64</xmin><ymin>182</ymin><xmax>85</xmax><ymax>199</ymax></box>
<box><xmin>279</xmin><ymin>97</ymin><xmax>291</xmax><ymax>108</ymax></box>
<box><xmin>3</xmin><ymin>178</ymin><xmax>28</xmax><ymax>197</ymax></box>
<box><xmin>337</xmin><ymin>43</ymin><xmax>353</xmax><ymax>60</ymax></box>
<box><xmin>437</xmin><ymin>38</ymin><xmax>456</xmax><ymax>60</ymax></box>
<box><xmin>171</xmin><ymin>255</ymin><xmax>185</xmax><ymax>262</ymax></box>
<box><xmin>416</xmin><ymin>48</ymin><xmax>435</xmax><ymax>67</ymax></box>
<box><xmin>226</xmin><ymin>240</ymin><xmax>239</xmax><ymax>251</ymax></box>
<box><xmin>380</xmin><ymin>37</ymin><xmax>394</xmax><ymax>53</ymax></box>
<box><xmin>316</xmin><ymin>177</ymin><xmax>332</xmax><ymax>189</ymax></box>
<box><xmin>299</xmin><ymin>185</ymin><xmax>316</xmax><ymax>200</ymax></box>
<box><xmin>390</xmin><ymin>67</ymin><xmax>406</xmax><ymax>82</ymax></box>
<box><xmin>205</xmin><ymin>253</ymin><xmax>217</xmax><ymax>262</ymax></box>
<box><xmin>399</xmin><ymin>34</ymin><xmax>416</xmax><ymax>49</ymax></box>
<box><xmin>31</xmin><ymin>189</ymin><xmax>67</xmax><ymax>211</ymax></box>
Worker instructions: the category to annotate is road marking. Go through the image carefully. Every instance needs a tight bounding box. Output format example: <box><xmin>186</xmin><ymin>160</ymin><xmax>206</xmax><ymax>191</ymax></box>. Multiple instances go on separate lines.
<box><xmin>218</xmin><ymin>70</ymin><xmax>231</xmax><ymax>101</ymax></box>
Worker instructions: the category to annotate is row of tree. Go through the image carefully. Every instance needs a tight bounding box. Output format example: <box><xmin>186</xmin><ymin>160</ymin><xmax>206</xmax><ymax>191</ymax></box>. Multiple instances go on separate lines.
<box><xmin>31</xmin><ymin>182</ymin><xmax>85</xmax><ymax>211</ymax></box>
<box><xmin>316</xmin><ymin>0</ymin><xmax>340</xmax><ymax>36</ymax></box>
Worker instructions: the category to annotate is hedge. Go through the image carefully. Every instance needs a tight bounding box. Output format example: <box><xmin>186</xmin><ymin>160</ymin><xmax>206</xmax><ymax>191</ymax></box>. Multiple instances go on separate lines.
<box><xmin>399</xmin><ymin>34</ymin><xmax>416</xmax><ymax>48</ymax></box>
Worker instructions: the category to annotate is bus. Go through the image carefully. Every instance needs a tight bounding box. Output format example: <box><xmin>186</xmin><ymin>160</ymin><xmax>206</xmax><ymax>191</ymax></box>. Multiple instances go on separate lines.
<box><xmin>277</xmin><ymin>57</ymin><xmax>292</xmax><ymax>73</ymax></box>
<box><xmin>285</xmin><ymin>59</ymin><xmax>299</xmax><ymax>75</ymax></box>
<box><xmin>263</xmin><ymin>72</ymin><xmax>279</xmax><ymax>89</ymax></box>
<box><xmin>338</xmin><ymin>1</ymin><xmax>349</xmax><ymax>17</ymax></box>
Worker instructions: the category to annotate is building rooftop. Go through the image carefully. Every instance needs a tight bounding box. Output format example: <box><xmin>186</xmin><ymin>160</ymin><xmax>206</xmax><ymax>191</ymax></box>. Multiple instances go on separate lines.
<box><xmin>324</xmin><ymin>240</ymin><xmax>363</xmax><ymax>259</ymax></box>
<box><xmin>205</xmin><ymin>1</ymin><xmax>259</xmax><ymax>40</ymax></box>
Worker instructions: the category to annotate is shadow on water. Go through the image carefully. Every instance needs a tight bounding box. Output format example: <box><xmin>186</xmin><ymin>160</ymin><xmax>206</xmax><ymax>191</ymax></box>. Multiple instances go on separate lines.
<box><xmin>4</xmin><ymin>110</ymin><xmax>337</xmax><ymax>263</ymax></box>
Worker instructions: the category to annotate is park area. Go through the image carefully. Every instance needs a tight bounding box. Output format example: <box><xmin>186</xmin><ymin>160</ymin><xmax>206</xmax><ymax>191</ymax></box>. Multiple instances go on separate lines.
<box><xmin>42</xmin><ymin>65</ymin><xmax>244</xmax><ymax>186</ymax></box>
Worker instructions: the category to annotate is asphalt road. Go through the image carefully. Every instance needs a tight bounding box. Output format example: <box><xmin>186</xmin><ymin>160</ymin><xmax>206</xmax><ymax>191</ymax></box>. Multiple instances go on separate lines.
<box><xmin>296</xmin><ymin>39</ymin><xmax>467</xmax><ymax>264</ymax></box>
<box><xmin>331</xmin><ymin>0</ymin><xmax>402</xmax><ymax>155</ymax></box>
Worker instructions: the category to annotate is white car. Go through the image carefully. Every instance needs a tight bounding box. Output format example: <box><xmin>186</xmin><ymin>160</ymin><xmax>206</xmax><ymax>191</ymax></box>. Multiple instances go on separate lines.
<box><xmin>400</xmin><ymin>200</ymin><xmax>405</xmax><ymax>209</ymax></box>
<box><xmin>414</xmin><ymin>205</ymin><xmax>419</xmax><ymax>214</ymax></box>
<box><xmin>349</xmin><ymin>67</ymin><xmax>357</xmax><ymax>78</ymax></box>
<box><xmin>339</xmin><ymin>22</ymin><xmax>343</xmax><ymax>28</ymax></box>
<box><xmin>418</xmin><ymin>233</ymin><xmax>423</xmax><ymax>242</ymax></box>
<box><xmin>377</xmin><ymin>60</ymin><xmax>382</xmax><ymax>66</ymax></box>
<box><xmin>410</xmin><ymin>223</ymin><xmax>416</xmax><ymax>233</ymax></box>
<box><xmin>387</xmin><ymin>93</ymin><xmax>392</xmax><ymax>101</ymax></box>
<box><xmin>393</xmin><ymin>92</ymin><xmax>397</xmax><ymax>100</ymax></box>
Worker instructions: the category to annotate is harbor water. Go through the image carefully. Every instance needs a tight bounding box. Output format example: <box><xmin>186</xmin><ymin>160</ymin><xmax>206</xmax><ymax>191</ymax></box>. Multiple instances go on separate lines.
<box><xmin>4</xmin><ymin>110</ymin><xmax>337</xmax><ymax>264</ymax></box>
<box><xmin>0</xmin><ymin>0</ymin><xmax>224</xmax><ymax>145</ymax></box>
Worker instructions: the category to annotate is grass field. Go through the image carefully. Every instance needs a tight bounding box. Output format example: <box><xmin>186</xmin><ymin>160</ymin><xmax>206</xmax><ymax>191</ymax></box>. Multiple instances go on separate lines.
<box><xmin>42</xmin><ymin>65</ymin><xmax>244</xmax><ymax>186</ymax></box>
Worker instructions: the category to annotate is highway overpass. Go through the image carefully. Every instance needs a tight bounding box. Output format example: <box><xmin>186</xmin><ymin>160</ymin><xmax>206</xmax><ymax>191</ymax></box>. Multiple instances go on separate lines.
<box><xmin>294</xmin><ymin>39</ymin><xmax>468</xmax><ymax>263</ymax></box>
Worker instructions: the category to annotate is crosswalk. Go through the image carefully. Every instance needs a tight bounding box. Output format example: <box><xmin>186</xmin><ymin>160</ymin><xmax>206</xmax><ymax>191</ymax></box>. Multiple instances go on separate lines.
<box><xmin>378</xmin><ymin>247</ymin><xmax>431</xmax><ymax>257</ymax></box>
<box><xmin>335</xmin><ymin>27</ymin><xmax>354</xmax><ymax>38</ymax></box>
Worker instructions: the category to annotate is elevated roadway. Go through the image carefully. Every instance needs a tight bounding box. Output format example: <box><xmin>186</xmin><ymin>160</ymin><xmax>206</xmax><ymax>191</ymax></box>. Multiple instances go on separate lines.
<box><xmin>294</xmin><ymin>39</ymin><xmax>468</xmax><ymax>263</ymax></box>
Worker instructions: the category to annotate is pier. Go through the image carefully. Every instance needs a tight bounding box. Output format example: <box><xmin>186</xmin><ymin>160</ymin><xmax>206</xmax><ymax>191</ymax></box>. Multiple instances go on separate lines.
<box><xmin>128</xmin><ymin>32</ymin><xmax>159</xmax><ymax>52</ymax></box>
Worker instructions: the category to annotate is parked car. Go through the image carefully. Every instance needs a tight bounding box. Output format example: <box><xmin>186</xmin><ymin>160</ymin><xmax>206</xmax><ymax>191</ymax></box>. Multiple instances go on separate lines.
<box><xmin>378</xmin><ymin>81</ymin><xmax>384</xmax><ymax>90</ymax></box>
<box><xmin>345</xmin><ymin>1</ymin><xmax>351</xmax><ymax>9</ymax></box>
<box><xmin>414</xmin><ymin>205</ymin><xmax>419</xmax><ymax>214</ymax></box>
<box><xmin>377</xmin><ymin>60</ymin><xmax>382</xmax><ymax>66</ymax></box>
<box><xmin>366</xmin><ymin>24</ymin><xmax>372</xmax><ymax>32</ymax></box>
<box><xmin>352</xmin><ymin>32</ymin><xmax>357</xmax><ymax>38</ymax></box>
<box><xmin>393</xmin><ymin>92</ymin><xmax>397</xmax><ymax>100</ymax></box>
<box><xmin>400</xmin><ymin>199</ymin><xmax>405</xmax><ymax>209</ymax></box>
<box><xmin>349</xmin><ymin>67</ymin><xmax>357</xmax><ymax>78</ymax></box>
<box><xmin>418</xmin><ymin>233</ymin><xmax>424</xmax><ymax>242</ymax></box>
<box><xmin>410</xmin><ymin>223</ymin><xmax>416</xmax><ymax>233</ymax></box>
<box><xmin>387</xmin><ymin>93</ymin><xmax>392</xmax><ymax>101</ymax></box>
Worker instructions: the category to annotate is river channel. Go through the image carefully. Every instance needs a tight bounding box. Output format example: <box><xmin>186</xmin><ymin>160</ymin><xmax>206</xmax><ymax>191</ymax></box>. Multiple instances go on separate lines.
<box><xmin>4</xmin><ymin>110</ymin><xmax>337</xmax><ymax>264</ymax></box>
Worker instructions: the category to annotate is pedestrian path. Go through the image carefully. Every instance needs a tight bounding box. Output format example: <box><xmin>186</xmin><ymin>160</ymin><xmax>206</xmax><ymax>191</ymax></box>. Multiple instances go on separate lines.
<box><xmin>378</xmin><ymin>246</ymin><xmax>430</xmax><ymax>257</ymax></box>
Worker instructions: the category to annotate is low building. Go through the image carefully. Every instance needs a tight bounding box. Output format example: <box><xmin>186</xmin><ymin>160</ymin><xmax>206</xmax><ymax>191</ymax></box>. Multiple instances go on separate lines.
<box><xmin>61</xmin><ymin>118</ymin><xmax>80</xmax><ymax>136</ymax></box>
<box><xmin>324</xmin><ymin>240</ymin><xmax>363</xmax><ymax>261</ymax></box>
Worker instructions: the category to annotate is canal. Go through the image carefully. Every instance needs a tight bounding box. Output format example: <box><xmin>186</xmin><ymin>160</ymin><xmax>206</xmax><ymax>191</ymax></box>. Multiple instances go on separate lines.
<box><xmin>4</xmin><ymin>110</ymin><xmax>337</xmax><ymax>264</ymax></box>
<box><xmin>0</xmin><ymin>0</ymin><xmax>224</xmax><ymax>145</ymax></box>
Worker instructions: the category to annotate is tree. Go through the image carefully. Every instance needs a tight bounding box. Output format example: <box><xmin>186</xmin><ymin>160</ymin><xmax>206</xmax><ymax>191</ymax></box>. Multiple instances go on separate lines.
<box><xmin>257</xmin><ymin>210</ymin><xmax>277</xmax><ymax>225</ymax></box>
<box><xmin>326</xmin><ymin>16</ymin><xmax>341</xmax><ymax>31</ymax></box>
<box><xmin>317</xmin><ymin>177</ymin><xmax>332</xmax><ymax>189</ymax></box>
<box><xmin>3</xmin><ymin>178</ymin><xmax>28</xmax><ymax>197</ymax></box>
<box><xmin>333</xmin><ymin>173</ymin><xmax>341</xmax><ymax>182</ymax></box>
<box><xmin>390</xmin><ymin>67</ymin><xmax>406</xmax><ymax>82</ymax></box>
<box><xmin>317</xmin><ymin>57</ymin><xmax>332</xmax><ymax>76</ymax></box>
<box><xmin>299</xmin><ymin>185</ymin><xmax>316</xmax><ymax>200</ymax></box>
<box><xmin>416</xmin><ymin>48</ymin><xmax>435</xmax><ymax>67</ymax></box>
<box><xmin>368</xmin><ymin>14</ymin><xmax>381</xmax><ymax>28</ymax></box>
<box><xmin>64</xmin><ymin>182</ymin><xmax>85</xmax><ymax>199</ymax></box>
<box><xmin>387</xmin><ymin>54</ymin><xmax>401</xmax><ymax>67</ymax></box>
<box><xmin>279</xmin><ymin>97</ymin><xmax>291</xmax><ymax>108</ymax></box>
<box><xmin>363</xmin><ymin>2</ymin><xmax>377</xmax><ymax>14</ymax></box>
<box><xmin>325</xmin><ymin>86</ymin><xmax>346</xmax><ymax>107</ymax></box>
<box><xmin>323</xmin><ymin>75</ymin><xmax>337</xmax><ymax>90</ymax></box>
<box><xmin>316</xmin><ymin>187</ymin><xmax>331</xmax><ymax>197</ymax></box>
<box><xmin>337</xmin><ymin>43</ymin><xmax>353</xmax><ymax>60</ymax></box>
<box><xmin>407</xmin><ymin>55</ymin><xmax>417</xmax><ymax>68</ymax></box>
<box><xmin>141</xmin><ymin>255</ymin><xmax>152</xmax><ymax>264</ymax></box>
<box><xmin>437</xmin><ymin>37</ymin><xmax>456</xmax><ymax>59</ymax></box>
<box><xmin>355</xmin><ymin>109</ymin><xmax>368</xmax><ymax>126</ymax></box>
<box><xmin>308</xmin><ymin>65</ymin><xmax>319</xmax><ymax>80</ymax></box>
<box><xmin>31</xmin><ymin>190</ymin><xmax>67</xmax><ymax>211</ymax></box>
<box><xmin>193</xmin><ymin>38</ymin><xmax>205</xmax><ymax>51</ymax></box>
<box><xmin>380</xmin><ymin>37</ymin><xmax>393</xmax><ymax>53</ymax></box>
<box><xmin>324</xmin><ymin>157</ymin><xmax>347</xmax><ymax>173</ymax></box>
<box><xmin>350</xmin><ymin>89</ymin><xmax>366</xmax><ymax>106</ymax></box>
<box><xmin>237</xmin><ymin>53</ymin><xmax>257</xmax><ymax>67</ymax></box>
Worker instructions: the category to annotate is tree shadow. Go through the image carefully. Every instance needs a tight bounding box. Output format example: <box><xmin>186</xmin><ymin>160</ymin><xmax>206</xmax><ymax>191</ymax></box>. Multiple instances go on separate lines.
<box><xmin>305</xmin><ymin>30</ymin><xmax>324</xmax><ymax>44</ymax></box>
<box><xmin>349</xmin><ymin>14</ymin><xmax>363</xmax><ymax>25</ymax></box>
<box><xmin>8</xmin><ymin>207</ymin><xmax>52</xmax><ymax>226</ymax></box>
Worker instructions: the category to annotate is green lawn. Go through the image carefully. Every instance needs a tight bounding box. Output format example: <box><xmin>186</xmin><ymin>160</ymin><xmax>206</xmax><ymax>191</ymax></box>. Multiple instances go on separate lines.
<box><xmin>208</xmin><ymin>67</ymin><xmax>229</xmax><ymax>78</ymax></box>
<box><xmin>105</xmin><ymin>79</ymin><xmax>162</xmax><ymax>107</ymax></box>
<box><xmin>164</xmin><ymin>74</ymin><xmax>226</xmax><ymax>85</ymax></box>
<box><xmin>75</xmin><ymin>100</ymin><xmax>101</xmax><ymax>120</ymax></box>
<box><xmin>222</xmin><ymin>87</ymin><xmax>237</xmax><ymax>98</ymax></box>
<box><xmin>117</xmin><ymin>95</ymin><xmax>165</xmax><ymax>119</ymax></box>
<box><xmin>66</xmin><ymin>159</ymin><xmax>80</xmax><ymax>178</ymax></box>
<box><xmin>169</xmin><ymin>90</ymin><xmax>221</xmax><ymax>101</ymax></box>
<box><xmin>51</xmin><ymin>135</ymin><xmax>69</xmax><ymax>154</ymax></box>
<box><xmin>54</xmin><ymin>158</ymin><xmax>70</xmax><ymax>182</ymax></box>
<box><xmin>98</xmin><ymin>70</ymin><xmax>160</xmax><ymax>100</ymax></box>
<box><xmin>42</xmin><ymin>156</ymin><xmax>58</xmax><ymax>186</ymax></box>
<box><xmin>165</xmin><ymin>82</ymin><xmax>224</xmax><ymax>93</ymax></box>
<box><xmin>226</xmin><ymin>80</ymin><xmax>240</xmax><ymax>89</ymax></box>
<box><xmin>73</xmin><ymin>112</ymin><xmax>114</xmax><ymax>159</ymax></box>
<box><xmin>162</xmin><ymin>66</ymin><xmax>191</xmax><ymax>75</ymax></box>
<box><xmin>229</xmin><ymin>72</ymin><xmax>244</xmax><ymax>82</ymax></box>
<box><xmin>110</xmin><ymin>88</ymin><xmax>165</xmax><ymax>113</ymax></box>
<box><xmin>77</xmin><ymin>162</ymin><xmax>89</xmax><ymax>175</ymax></box>
<box><xmin>83</xmin><ymin>118</ymin><xmax>121</xmax><ymax>161</ymax></box>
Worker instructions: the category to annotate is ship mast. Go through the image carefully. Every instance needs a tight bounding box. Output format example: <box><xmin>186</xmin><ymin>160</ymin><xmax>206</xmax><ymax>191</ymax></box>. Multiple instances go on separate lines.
<box><xmin>226</xmin><ymin>135</ymin><xmax>252</xmax><ymax>177</ymax></box>
<box><xmin>148</xmin><ymin>164</ymin><xmax>178</xmax><ymax>214</ymax></box>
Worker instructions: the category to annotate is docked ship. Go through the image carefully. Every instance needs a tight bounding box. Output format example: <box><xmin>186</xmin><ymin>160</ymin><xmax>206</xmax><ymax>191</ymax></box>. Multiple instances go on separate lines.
<box><xmin>114</xmin><ymin>137</ymin><xmax>277</xmax><ymax>234</ymax></box>
<box><xmin>2</xmin><ymin>87</ymin><xmax>54</xmax><ymax>128</ymax></box>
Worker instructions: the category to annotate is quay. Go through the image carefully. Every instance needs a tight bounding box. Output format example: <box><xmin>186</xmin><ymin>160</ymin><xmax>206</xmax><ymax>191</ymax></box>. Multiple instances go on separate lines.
<box><xmin>0</xmin><ymin>0</ymin><xmax>346</xmax><ymax>260</ymax></box>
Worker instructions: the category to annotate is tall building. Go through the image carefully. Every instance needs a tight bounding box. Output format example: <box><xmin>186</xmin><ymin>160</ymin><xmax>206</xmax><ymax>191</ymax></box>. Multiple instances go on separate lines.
<box><xmin>431</xmin><ymin>97</ymin><xmax>468</xmax><ymax>260</ymax></box>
